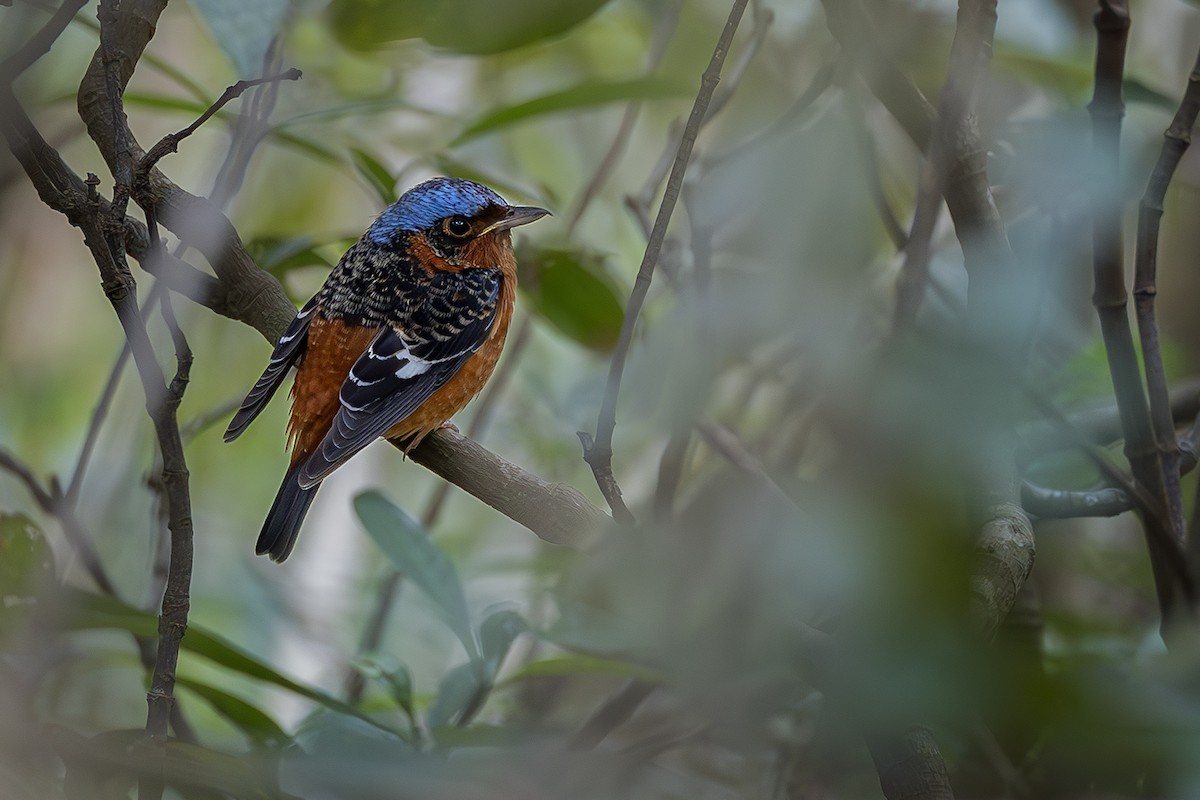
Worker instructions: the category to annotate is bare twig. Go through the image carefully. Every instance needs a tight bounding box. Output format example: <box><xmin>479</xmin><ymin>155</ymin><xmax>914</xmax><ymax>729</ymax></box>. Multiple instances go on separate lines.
<box><xmin>1087</xmin><ymin>0</ymin><xmax>1191</xmax><ymax>630</ymax></box>
<box><xmin>1133</xmin><ymin>45</ymin><xmax>1200</xmax><ymax>555</ymax></box>
<box><xmin>585</xmin><ymin>0</ymin><xmax>750</xmax><ymax>522</ymax></box>
<box><xmin>891</xmin><ymin>0</ymin><xmax>996</xmax><ymax>330</ymax></box>
<box><xmin>137</xmin><ymin>68</ymin><xmax>301</xmax><ymax>179</ymax></box>
<box><xmin>88</xmin><ymin>11</ymin><xmax>196</xmax><ymax>799</ymax></box>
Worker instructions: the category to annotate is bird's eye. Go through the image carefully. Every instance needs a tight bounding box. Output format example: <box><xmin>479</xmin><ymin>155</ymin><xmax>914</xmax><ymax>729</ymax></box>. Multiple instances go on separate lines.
<box><xmin>444</xmin><ymin>216</ymin><xmax>471</xmax><ymax>237</ymax></box>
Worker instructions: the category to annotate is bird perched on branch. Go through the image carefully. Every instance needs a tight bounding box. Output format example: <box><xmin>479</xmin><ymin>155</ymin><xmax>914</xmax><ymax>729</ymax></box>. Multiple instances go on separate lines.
<box><xmin>224</xmin><ymin>177</ymin><xmax>549</xmax><ymax>561</ymax></box>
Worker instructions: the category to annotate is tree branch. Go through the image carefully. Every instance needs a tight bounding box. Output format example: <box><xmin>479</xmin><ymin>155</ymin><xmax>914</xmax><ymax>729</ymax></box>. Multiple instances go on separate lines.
<box><xmin>1132</xmin><ymin>43</ymin><xmax>1200</xmax><ymax>558</ymax></box>
<box><xmin>403</xmin><ymin>428</ymin><xmax>607</xmax><ymax>547</ymax></box>
<box><xmin>1087</xmin><ymin>0</ymin><xmax>1192</xmax><ymax>632</ymax></box>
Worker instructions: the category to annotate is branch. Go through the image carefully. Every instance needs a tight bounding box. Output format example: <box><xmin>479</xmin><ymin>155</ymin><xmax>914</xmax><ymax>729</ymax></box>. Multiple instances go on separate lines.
<box><xmin>88</xmin><ymin>5</ymin><xmax>200</xmax><ymax>792</ymax></box>
<box><xmin>892</xmin><ymin>0</ymin><xmax>994</xmax><ymax>329</ymax></box>
<box><xmin>585</xmin><ymin>0</ymin><xmax>750</xmax><ymax>522</ymax></box>
<box><xmin>1021</xmin><ymin>482</ymin><xmax>1131</xmax><ymax>518</ymax></box>
<box><xmin>868</xmin><ymin>726</ymin><xmax>956</xmax><ymax>800</ymax></box>
<box><xmin>1132</xmin><ymin>43</ymin><xmax>1200</xmax><ymax>552</ymax></box>
<box><xmin>1087</xmin><ymin>0</ymin><xmax>1192</xmax><ymax>631</ymax></box>
<box><xmin>404</xmin><ymin>428</ymin><xmax>607</xmax><ymax>548</ymax></box>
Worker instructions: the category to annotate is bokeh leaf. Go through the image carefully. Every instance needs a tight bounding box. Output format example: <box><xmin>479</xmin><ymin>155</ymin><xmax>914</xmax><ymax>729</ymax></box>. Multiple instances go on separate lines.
<box><xmin>354</xmin><ymin>490</ymin><xmax>479</xmax><ymax>662</ymax></box>
<box><xmin>425</xmin><ymin>662</ymin><xmax>487</xmax><ymax>730</ymax></box>
<box><xmin>285</xmin><ymin>711</ymin><xmax>414</xmax><ymax>791</ymax></box>
<box><xmin>62</xmin><ymin>589</ymin><xmax>399</xmax><ymax>734</ymax></box>
<box><xmin>0</xmin><ymin>513</ymin><xmax>53</xmax><ymax>597</ymax></box>
<box><xmin>479</xmin><ymin>608</ymin><xmax>526</xmax><ymax>680</ymax></box>
<box><xmin>518</xmin><ymin>246</ymin><xmax>624</xmax><ymax>351</ymax></box>
<box><xmin>327</xmin><ymin>0</ymin><xmax>612</xmax><ymax>55</ymax></box>
<box><xmin>0</xmin><ymin>513</ymin><xmax>53</xmax><ymax>634</ymax></box>
<box><xmin>498</xmin><ymin>655</ymin><xmax>661</xmax><ymax>687</ymax></box>
<box><xmin>176</xmin><ymin>677</ymin><xmax>291</xmax><ymax>747</ymax></box>
<box><xmin>453</xmin><ymin>78</ymin><xmax>686</xmax><ymax>145</ymax></box>
<box><xmin>357</xmin><ymin>655</ymin><xmax>415</xmax><ymax>721</ymax></box>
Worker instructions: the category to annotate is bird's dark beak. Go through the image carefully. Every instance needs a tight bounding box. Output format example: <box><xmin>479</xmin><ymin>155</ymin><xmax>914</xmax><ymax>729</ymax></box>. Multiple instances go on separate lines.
<box><xmin>481</xmin><ymin>205</ymin><xmax>551</xmax><ymax>234</ymax></box>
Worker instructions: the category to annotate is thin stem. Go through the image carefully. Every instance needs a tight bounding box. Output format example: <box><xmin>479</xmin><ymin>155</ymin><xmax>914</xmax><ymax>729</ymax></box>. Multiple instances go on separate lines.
<box><xmin>1133</xmin><ymin>45</ymin><xmax>1200</xmax><ymax>561</ymax></box>
<box><xmin>586</xmin><ymin>0</ymin><xmax>750</xmax><ymax>522</ymax></box>
<box><xmin>1087</xmin><ymin>0</ymin><xmax>1190</xmax><ymax>631</ymax></box>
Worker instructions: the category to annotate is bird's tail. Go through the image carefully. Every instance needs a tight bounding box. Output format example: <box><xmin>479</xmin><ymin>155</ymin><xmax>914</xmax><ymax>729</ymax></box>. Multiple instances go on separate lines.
<box><xmin>256</xmin><ymin>466</ymin><xmax>321</xmax><ymax>562</ymax></box>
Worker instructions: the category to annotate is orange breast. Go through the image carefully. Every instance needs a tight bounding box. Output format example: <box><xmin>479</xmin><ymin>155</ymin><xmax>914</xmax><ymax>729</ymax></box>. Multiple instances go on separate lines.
<box><xmin>287</xmin><ymin>317</ymin><xmax>379</xmax><ymax>467</ymax></box>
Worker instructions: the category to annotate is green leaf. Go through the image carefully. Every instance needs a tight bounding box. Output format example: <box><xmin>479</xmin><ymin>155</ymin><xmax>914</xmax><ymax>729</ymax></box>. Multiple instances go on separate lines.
<box><xmin>452</xmin><ymin>78</ymin><xmax>687</xmax><ymax>145</ymax></box>
<box><xmin>325</xmin><ymin>0</ymin><xmax>431</xmax><ymax>51</ymax></box>
<box><xmin>498</xmin><ymin>655</ymin><xmax>661</xmax><ymax>687</ymax></box>
<box><xmin>287</xmin><ymin>711</ymin><xmax>414</xmax><ymax>784</ymax></box>
<box><xmin>52</xmin><ymin>727</ymin><xmax>278</xmax><ymax>799</ymax></box>
<box><xmin>0</xmin><ymin>513</ymin><xmax>53</xmax><ymax>599</ymax></box>
<box><xmin>425</xmin><ymin>662</ymin><xmax>487</xmax><ymax>730</ymax></box>
<box><xmin>357</xmin><ymin>654</ymin><xmax>415</xmax><ymax>721</ymax></box>
<box><xmin>350</xmin><ymin>147</ymin><xmax>399</xmax><ymax>205</ymax></box>
<box><xmin>326</xmin><ymin>0</ymin><xmax>612</xmax><ymax>55</ymax></box>
<box><xmin>176</xmin><ymin>677</ymin><xmax>291</xmax><ymax>747</ymax></box>
<box><xmin>61</xmin><ymin>589</ymin><xmax>400</xmax><ymax>735</ymax></box>
<box><xmin>479</xmin><ymin>608</ymin><xmax>526</xmax><ymax>680</ymax></box>
<box><xmin>354</xmin><ymin>491</ymin><xmax>480</xmax><ymax>662</ymax></box>
<box><xmin>518</xmin><ymin>246</ymin><xmax>624</xmax><ymax>351</ymax></box>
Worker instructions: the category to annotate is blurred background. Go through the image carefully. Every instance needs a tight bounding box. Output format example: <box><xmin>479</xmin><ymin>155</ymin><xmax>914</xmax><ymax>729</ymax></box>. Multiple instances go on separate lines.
<box><xmin>3</xmin><ymin>0</ymin><xmax>1200</xmax><ymax>797</ymax></box>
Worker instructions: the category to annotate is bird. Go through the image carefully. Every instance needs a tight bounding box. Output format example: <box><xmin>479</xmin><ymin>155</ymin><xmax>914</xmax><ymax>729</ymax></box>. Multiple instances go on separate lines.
<box><xmin>224</xmin><ymin>177</ymin><xmax>549</xmax><ymax>562</ymax></box>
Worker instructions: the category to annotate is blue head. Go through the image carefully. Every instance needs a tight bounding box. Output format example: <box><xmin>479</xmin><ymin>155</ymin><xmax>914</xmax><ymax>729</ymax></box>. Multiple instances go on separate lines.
<box><xmin>367</xmin><ymin>177</ymin><xmax>506</xmax><ymax>244</ymax></box>
<box><xmin>364</xmin><ymin>177</ymin><xmax>550</xmax><ymax>262</ymax></box>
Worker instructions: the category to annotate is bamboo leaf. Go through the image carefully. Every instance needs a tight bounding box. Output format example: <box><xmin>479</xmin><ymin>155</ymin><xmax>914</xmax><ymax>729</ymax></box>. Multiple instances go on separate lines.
<box><xmin>453</xmin><ymin>79</ymin><xmax>687</xmax><ymax>145</ymax></box>
<box><xmin>61</xmin><ymin>588</ymin><xmax>400</xmax><ymax>735</ymax></box>
<box><xmin>176</xmin><ymin>677</ymin><xmax>291</xmax><ymax>747</ymax></box>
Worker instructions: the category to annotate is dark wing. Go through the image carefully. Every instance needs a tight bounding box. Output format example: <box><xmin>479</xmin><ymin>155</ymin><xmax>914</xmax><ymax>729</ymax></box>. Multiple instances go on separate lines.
<box><xmin>296</xmin><ymin>268</ymin><xmax>502</xmax><ymax>488</ymax></box>
<box><xmin>224</xmin><ymin>295</ymin><xmax>319</xmax><ymax>443</ymax></box>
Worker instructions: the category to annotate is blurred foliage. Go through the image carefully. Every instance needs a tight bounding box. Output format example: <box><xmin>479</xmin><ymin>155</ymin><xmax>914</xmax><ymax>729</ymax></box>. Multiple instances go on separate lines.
<box><xmin>326</xmin><ymin>0</ymin><xmax>613</xmax><ymax>54</ymax></box>
<box><xmin>3</xmin><ymin>0</ymin><xmax>1200</xmax><ymax>798</ymax></box>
